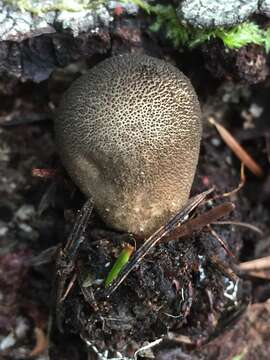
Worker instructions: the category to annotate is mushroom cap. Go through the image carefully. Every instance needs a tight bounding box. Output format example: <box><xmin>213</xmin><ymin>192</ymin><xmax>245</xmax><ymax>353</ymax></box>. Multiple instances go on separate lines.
<box><xmin>55</xmin><ymin>54</ymin><xmax>202</xmax><ymax>236</ymax></box>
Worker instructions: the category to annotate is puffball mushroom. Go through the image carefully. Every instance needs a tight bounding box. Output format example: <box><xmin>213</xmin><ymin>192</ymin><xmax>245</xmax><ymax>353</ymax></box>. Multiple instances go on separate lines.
<box><xmin>55</xmin><ymin>54</ymin><xmax>202</xmax><ymax>237</ymax></box>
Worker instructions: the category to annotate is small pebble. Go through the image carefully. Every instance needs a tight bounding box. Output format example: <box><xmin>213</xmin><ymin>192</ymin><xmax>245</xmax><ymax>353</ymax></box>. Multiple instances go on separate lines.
<box><xmin>249</xmin><ymin>103</ymin><xmax>264</xmax><ymax>118</ymax></box>
<box><xmin>211</xmin><ymin>137</ymin><xmax>221</xmax><ymax>147</ymax></box>
<box><xmin>0</xmin><ymin>332</ymin><xmax>16</xmax><ymax>350</ymax></box>
<box><xmin>0</xmin><ymin>223</ymin><xmax>8</xmax><ymax>237</ymax></box>
<box><xmin>15</xmin><ymin>205</ymin><xmax>35</xmax><ymax>221</ymax></box>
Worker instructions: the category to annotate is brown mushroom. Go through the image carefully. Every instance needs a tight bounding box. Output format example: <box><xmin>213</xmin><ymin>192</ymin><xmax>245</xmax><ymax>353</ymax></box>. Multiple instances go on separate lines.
<box><xmin>55</xmin><ymin>54</ymin><xmax>202</xmax><ymax>237</ymax></box>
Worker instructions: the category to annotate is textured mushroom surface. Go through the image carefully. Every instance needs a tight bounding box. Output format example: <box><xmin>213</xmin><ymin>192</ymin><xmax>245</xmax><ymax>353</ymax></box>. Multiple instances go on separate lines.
<box><xmin>55</xmin><ymin>54</ymin><xmax>202</xmax><ymax>236</ymax></box>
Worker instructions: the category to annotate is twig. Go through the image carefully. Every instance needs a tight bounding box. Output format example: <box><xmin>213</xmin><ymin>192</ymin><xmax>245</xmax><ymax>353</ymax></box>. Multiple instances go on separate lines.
<box><xmin>209</xmin><ymin>117</ymin><xmax>263</xmax><ymax>177</ymax></box>
<box><xmin>32</xmin><ymin>168</ymin><xmax>58</xmax><ymax>178</ymax></box>
<box><xmin>60</xmin><ymin>272</ymin><xmax>77</xmax><ymax>302</ymax></box>
<box><xmin>167</xmin><ymin>332</ymin><xmax>194</xmax><ymax>345</ymax></box>
<box><xmin>29</xmin><ymin>327</ymin><xmax>48</xmax><ymax>357</ymax></box>
<box><xmin>239</xmin><ymin>256</ymin><xmax>270</xmax><ymax>271</ymax></box>
<box><xmin>55</xmin><ymin>197</ymin><xmax>94</xmax><ymax>330</ymax></box>
<box><xmin>212</xmin><ymin>221</ymin><xmax>263</xmax><ymax>235</ymax></box>
<box><xmin>134</xmin><ymin>338</ymin><xmax>163</xmax><ymax>359</ymax></box>
<box><xmin>0</xmin><ymin>111</ymin><xmax>51</xmax><ymax>126</ymax></box>
<box><xmin>208</xmin><ymin>225</ymin><xmax>236</xmax><ymax>258</ymax></box>
<box><xmin>209</xmin><ymin>254</ymin><xmax>238</xmax><ymax>282</ymax></box>
<box><xmin>244</xmin><ymin>270</ymin><xmax>270</xmax><ymax>280</ymax></box>
<box><xmin>103</xmin><ymin>187</ymin><xmax>214</xmax><ymax>298</ymax></box>
<box><xmin>211</xmin><ymin>162</ymin><xmax>246</xmax><ymax>201</ymax></box>
<box><xmin>161</xmin><ymin>202</ymin><xmax>235</xmax><ymax>243</ymax></box>
<box><xmin>61</xmin><ymin>197</ymin><xmax>94</xmax><ymax>264</ymax></box>
<box><xmin>221</xmin><ymin>162</ymin><xmax>246</xmax><ymax>197</ymax></box>
<box><xmin>37</xmin><ymin>182</ymin><xmax>57</xmax><ymax>216</ymax></box>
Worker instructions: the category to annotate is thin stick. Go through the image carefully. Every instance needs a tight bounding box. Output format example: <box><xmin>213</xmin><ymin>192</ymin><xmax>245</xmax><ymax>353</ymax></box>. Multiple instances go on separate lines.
<box><xmin>244</xmin><ymin>270</ymin><xmax>270</xmax><ymax>280</ymax></box>
<box><xmin>208</xmin><ymin>254</ymin><xmax>238</xmax><ymax>282</ymax></box>
<box><xmin>60</xmin><ymin>272</ymin><xmax>77</xmax><ymax>302</ymax></box>
<box><xmin>103</xmin><ymin>187</ymin><xmax>214</xmax><ymax>298</ymax></box>
<box><xmin>222</xmin><ymin>162</ymin><xmax>246</xmax><ymax>197</ymax></box>
<box><xmin>209</xmin><ymin>117</ymin><xmax>263</xmax><ymax>177</ymax></box>
<box><xmin>56</xmin><ymin>197</ymin><xmax>94</xmax><ymax>321</ymax></box>
<box><xmin>208</xmin><ymin>225</ymin><xmax>235</xmax><ymax>258</ymax></box>
<box><xmin>211</xmin><ymin>163</ymin><xmax>245</xmax><ymax>201</ymax></box>
<box><xmin>32</xmin><ymin>168</ymin><xmax>58</xmax><ymax>179</ymax></box>
<box><xmin>239</xmin><ymin>256</ymin><xmax>270</xmax><ymax>271</ymax></box>
<box><xmin>212</xmin><ymin>221</ymin><xmax>263</xmax><ymax>236</ymax></box>
<box><xmin>29</xmin><ymin>327</ymin><xmax>48</xmax><ymax>357</ymax></box>
<box><xmin>62</xmin><ymin>197</ymin><xmax>94</xmax><ymax>263</ymax></box>
<box><xmin>167</xmin><ymin>332</ymin><xmax>194</xmax><ymax>345</ymax></box>
<box><xmin>161</xmin><ymin>202</ymin><xmax>235</xmax><ymax>243</ymax></box>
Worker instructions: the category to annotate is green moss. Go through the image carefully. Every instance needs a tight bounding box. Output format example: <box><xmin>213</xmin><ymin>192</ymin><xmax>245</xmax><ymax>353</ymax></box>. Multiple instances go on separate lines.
<box><xmin>123</xmin><ymin>0</ymin><xmax>270</xmax><ymax>52</ymax></box>
<box><xmin>5</xmin><ymin>0</ymin><xmax>270</xmax><ymax>52</ymax></box>
<box><xmin>232</xmin><ymin>354</ymin><xmax>245</xmax><ymax>360</ymax></box>
<box><xmin>217</xmin><ymin>23</ymin><xmax>265</xmax><ymax>49</ymax></box>
<box><xmin>265</xmin><ymin>27</ymin><xmax>270</xmax><ymax>53</ymax></box>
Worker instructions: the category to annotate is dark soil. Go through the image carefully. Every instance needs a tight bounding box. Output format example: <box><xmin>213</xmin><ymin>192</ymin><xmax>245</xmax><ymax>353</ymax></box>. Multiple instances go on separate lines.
<box><xmin>0</xmin><ymin>9</ymin><xmax>270</xmax><ymax>360</ymax></box>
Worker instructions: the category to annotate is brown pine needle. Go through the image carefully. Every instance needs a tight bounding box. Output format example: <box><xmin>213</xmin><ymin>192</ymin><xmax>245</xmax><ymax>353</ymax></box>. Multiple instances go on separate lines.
<box><xmin>209</xmin><ymin>254</ymin><xmax>238</xmax><ymax>281</ymax></box>
<box><xmin>103</xmin><ymin>188</ymin><xmax>214</xmax><ymax>298</ymax></box>
<box><xmin>162</xmin><ymin>202</ymin><xmax>235</xmax><ymax>242</ymax></box>
<box><xmin>208</xmin><ymin>225</ymin><xmax>236</xmax><ymax>258</ymax></box>
<box><xmin>60</xmin><ymin>272</ymin><xmax>77</xmax><ymax>302</ymax></box>
<box><xmin>213</xmin><ymin>220</ymin><xmax>263</xmax><ymax>236</ymax></box>
<box><xmin>239</xmin><ymin>256</ymin><xmax>270</xmax><ymax>271</ymax></box>
<box><xmin>245</xmin><ymin>270</ymin><xmax>270</xmax><ymax>280</ymax></box>
<box><xmin>167</xmin><ymin>332</ymin><xmax>194</xmax><ymax>344</ymax></box>
<box><xmin>209</xmin><ymin>117</ymin><xmax>263</xmax><ymax>177</ymax></box>
<box><xmin>222</xmin><ymin>162</ymin><xmax>246</xmax><ymax>197</ymax></box>
<box><xmin>29</xmin><ymin>327</ymin><xmax>48</xmax><ymax>357</ymax></box>
<box><xmin>209</xmin><ymin>163</ymin><xmax>245</xmax><ymax>202</ymax></box>
<box><xmin>32</xmin><ymin>168</ymin><xmax>58</xmax><ymax>178</ymax></box>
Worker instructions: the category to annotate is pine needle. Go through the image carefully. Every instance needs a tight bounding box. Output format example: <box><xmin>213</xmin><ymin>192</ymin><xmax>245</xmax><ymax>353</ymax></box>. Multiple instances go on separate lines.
<box><xmin>209</xmin><ymin>117</ymin><xmax>263</xmax><ymax>177</ymax></box>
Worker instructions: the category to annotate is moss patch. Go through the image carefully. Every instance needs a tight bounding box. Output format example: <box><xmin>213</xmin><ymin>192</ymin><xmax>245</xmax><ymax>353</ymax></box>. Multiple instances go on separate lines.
<box><xmin>125</xmin><ymin>0</ymin><xmax>270</xmax><ymax>52</ymax></box>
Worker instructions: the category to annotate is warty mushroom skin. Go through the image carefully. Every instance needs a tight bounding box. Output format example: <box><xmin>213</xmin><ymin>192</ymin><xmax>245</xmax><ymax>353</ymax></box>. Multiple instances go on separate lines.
<box><xmin>55</xmin><ymin>54</ymin><xmax>202</xmax><ymax>237</ymax></box>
